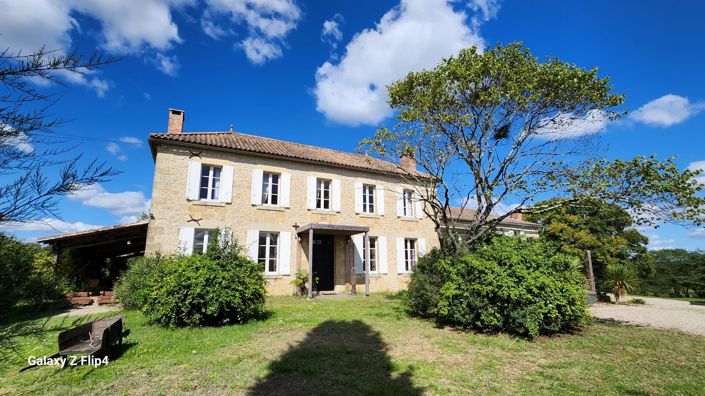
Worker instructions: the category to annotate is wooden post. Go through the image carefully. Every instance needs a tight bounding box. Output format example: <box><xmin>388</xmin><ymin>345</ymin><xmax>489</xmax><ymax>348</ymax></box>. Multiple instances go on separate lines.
<box><xmin>586</xmin><ymin>250</ymin><xmax>596</xmax><ymax>292</ymax></box>
<box><xmin>364</xmin><ymin>232</ymin><xmax>370</xmax><ymax>296</ymax></box>
<box><xmin>350</xmin><ymin>237</ymin><xmax>357</xmax><ymax>294</ymax></box>
<box><xmin>308</xmin><ymin>229</ymin><xmax>314</xmax><ymax>300</ymax></box>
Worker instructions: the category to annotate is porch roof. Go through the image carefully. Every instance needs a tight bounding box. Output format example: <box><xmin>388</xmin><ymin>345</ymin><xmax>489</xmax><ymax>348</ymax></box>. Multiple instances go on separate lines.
<box><xmin>296</xmin><ymin>223</ymin><xmax>369</xmax><ymax>236</ymax></box>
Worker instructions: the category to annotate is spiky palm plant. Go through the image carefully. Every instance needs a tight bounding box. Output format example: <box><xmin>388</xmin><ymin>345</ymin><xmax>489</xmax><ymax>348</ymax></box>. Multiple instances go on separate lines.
<box><xmin>605</xmin><ymin>264</ymin><xmax>639</xmax><ymax>303</ymax></box>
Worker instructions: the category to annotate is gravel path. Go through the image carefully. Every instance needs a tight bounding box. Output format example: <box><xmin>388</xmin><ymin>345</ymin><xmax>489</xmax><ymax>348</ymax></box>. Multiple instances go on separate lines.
<box><xmin>590</xmin><ymin>296</ymin><xmax>705</xmax><ymax>336</ymax></box>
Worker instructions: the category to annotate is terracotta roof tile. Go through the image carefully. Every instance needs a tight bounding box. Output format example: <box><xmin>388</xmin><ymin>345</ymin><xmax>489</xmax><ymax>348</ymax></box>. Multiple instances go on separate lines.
<box><xmin>447</xmin><ymin>207</ymin><xmax>540</xmax><ymax>228</ymax></box>
<box><xmin>149</xmin><ymin>131</ymin><xmax>426</xmax><ymax>177</ymax></box>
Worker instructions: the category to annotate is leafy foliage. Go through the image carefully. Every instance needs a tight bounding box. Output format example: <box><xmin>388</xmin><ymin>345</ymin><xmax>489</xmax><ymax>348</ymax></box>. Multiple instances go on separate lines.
<box><xmin>114</xmin><ymin>256</ymin><xmax>163</xmax><ymax>310</ymax></box>
<box><xmin>407</xmin><ymin>237</ymin><xmax>589</xmax><ymax>338</ymax></box>
<box><xmin>639</xmin><ymin>249</ymin><xmax>705</xmax><ymax>298</ymax></box>
<box><xmin>141</xmin><ymin>235</ymin><xmax>267</xmax><ymax>327</ymax></box>
<box><xmin>527</xmin><ymin>198</ymin><xmax>653</xmax><ymax>290</ymax></box>
<box><xmin>0</xmin><ymin>234</ymin><xmax>34</xmax><ymax>315</ymax></box>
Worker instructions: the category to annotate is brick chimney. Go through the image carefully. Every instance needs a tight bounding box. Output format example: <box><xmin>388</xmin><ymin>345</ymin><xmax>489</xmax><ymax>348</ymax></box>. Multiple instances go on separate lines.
<box><xmin>510</xmin><ymin>212</ymin><xmax>524</xmax><ymax>221</ymax></box>
<box><xmin>399</xmin><ymin>153</ymin><xmax>417</xmax><ymax>171</ymax></box>
<box><xmin>167</xmin><ymin>108</ymin><xmax>185</xmax><ymax>134</ymax></box>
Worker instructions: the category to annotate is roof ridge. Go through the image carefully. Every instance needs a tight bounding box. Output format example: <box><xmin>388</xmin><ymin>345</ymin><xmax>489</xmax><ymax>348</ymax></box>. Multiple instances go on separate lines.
<box><xmin>150</xmin><ymin>130</ymin><xmax>404</xmax><ymax>171</ymax></box>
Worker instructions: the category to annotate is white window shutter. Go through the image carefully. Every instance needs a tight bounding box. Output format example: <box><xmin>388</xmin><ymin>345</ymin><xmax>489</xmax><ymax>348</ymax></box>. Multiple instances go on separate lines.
<box><xmin>307</xmin><ymin>176</ymin><xmax>316</xmax><ymax>209</ymax></box>
<box><xmin>378</xmin><ymin>236</ymin><xmax>388</xmax><ymax>274</ymax></box>
<box><xmin>187</xmin><ymin>161</ymin><xmax>201</xmax><ymax>200</ymax></box>
<box><xmin>246</xmin><ymin>230</ymin><xmax>259</xmax><ymax>262</ymax></box>
<box><xmin>281</xmin><ymin>172</ymin><xmax>291</xmax><ymax>208</ymax></box>
<box><xmin>179</xmin><ymin>227</ymin><xmax>195</xmax><ymax>255</ymax></box>
<box><xmin>396</xmin><ymin>237</ymin><xmax>405</xmax><ymax>274</ymax></box>
<box><xmin>279</xmin><ymin>231</ymin><xmax>291</xmax><ymax>275</ymax></box>
<box><xmin>396</xmin><ymin>186</ymin><xmax>404</xmax><ymax>216</ymax></box>
<box><xmin>418</xmin><ymin>238</ymin><xmax>427</xmax><ymax>257</ymax></box>
<box><xmin>220</xmin><ymin>166</ymin><xmax>234</xmax><ymax>203</ymax></box>
<box><xmin>251</xmin><ymin>169</ymin><xmax>263</xmax><ymax>205</ymax></box>
<box><xmin>219</xmin><ymin>228</ymin><xmax>233</xmax><ymax>248</ymax></box>
<box><xmin>415</xmin><ymin>192</ymin><xmax>424</xmax><ymax>218</ymax></box>
<box><xmin>376</xmin><ymin>186</ymin><xmax>385</xmax><ymax>215</ymax></box>
<box><xmin>332</xmin><ymin>179</ymin><xmax>341</xmax><ymax>212</ymax></box>
<box><xmin>354</xmin><ymin>182</ymin><xmax>363</xmax><ymax>214</ymax></box>
<box><xmin>352</xmin><ymin>234</ymin><xmax>363</xmax><ymax>273</ymax></box>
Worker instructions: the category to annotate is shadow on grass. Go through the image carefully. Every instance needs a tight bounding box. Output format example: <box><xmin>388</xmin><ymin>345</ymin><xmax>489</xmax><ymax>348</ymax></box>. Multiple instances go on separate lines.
<box><xmin>248</xmin><ymin>320</ymin><xmax>423</xmax><ymax>396</ymax></box>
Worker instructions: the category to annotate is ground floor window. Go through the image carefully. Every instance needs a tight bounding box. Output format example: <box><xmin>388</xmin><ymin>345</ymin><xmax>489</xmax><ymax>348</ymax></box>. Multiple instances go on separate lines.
<box><xmin>258</xmin><ymin>232</ymin><xmax>279</xmax><ymax>273</ymax></box>
<box><xmin>404</xmin><ymin>238</ymin><xmax>417</xmax><ymax>272</ymax></box>
<box><xmin>363</xmin><ymin>236</ymin><xmax>377</xmax><ymax>272</ymax></box>
<box><xmin>194</xmin><ymin>229</ymin><xmax>215</xmax><ymax>254</ymax></box>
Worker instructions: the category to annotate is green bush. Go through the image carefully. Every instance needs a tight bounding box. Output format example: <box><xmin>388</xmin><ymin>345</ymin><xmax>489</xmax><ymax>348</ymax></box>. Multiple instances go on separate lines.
<box><xmin>408</xmin><ymin>236</ymin><xmax>589</xmax><ymax>338</ymax></box>
<box><xmin>406</xmin><ymin>249</ymin><xmax>449</xmax><ymax>317</ymax></box>
<box><xmin>114</xmin><ymin>256</ymin><xmax>163</xmax><ymax>309</ymax></box>
<box><xmin>0</xmin><ymin>234</ymin><xmax>34</xmax><ymax>315</ymax></box>
<box><xmin>142</xmin><ymin>236</ymin><xmax>266</xmax><ymax>327</ymax></box>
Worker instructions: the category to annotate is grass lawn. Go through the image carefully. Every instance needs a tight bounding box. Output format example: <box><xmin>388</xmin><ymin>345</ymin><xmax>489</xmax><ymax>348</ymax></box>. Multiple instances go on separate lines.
<box><xmin>2</xmin><ymin>294</ymin><xmax>705</xmax><ymax>395</ymax></box>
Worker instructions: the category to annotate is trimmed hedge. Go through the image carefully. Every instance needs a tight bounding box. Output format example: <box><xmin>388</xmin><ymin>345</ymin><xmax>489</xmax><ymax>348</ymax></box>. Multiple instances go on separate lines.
<box><xmin>407</xmin><ymin>236</ymin><xmax>589</xmax><ymax>338</ymax></box>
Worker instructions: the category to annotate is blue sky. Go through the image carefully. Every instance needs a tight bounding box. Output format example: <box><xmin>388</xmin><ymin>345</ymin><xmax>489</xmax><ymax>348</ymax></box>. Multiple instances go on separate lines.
<box><xmin>0</xmin><ymin>0</ymin><xmax>703</xmax><ymax>250</ymax></box>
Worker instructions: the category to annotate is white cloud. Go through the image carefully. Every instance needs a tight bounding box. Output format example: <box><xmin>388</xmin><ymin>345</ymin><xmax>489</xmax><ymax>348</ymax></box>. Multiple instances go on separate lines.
<box><xmin>0</xmin><ymin>218</ymin><xmax>101</xmax><ymax>233</ymax></box>
<box><xmin>69</xmin><ymin>183</ymin><xmax>151</xmax><ymax>220</ymax></box>
<box><xmin>688</xmin><ymin>229</ymin><xmax>705</xmax><ymax>239</ymax></box>
<box><xmin>314</xmin><ymin>0</ymin><xmax>493</xmax><ymax>126</ymax></box>
<box><xmin>321</xmin><ymin>14</ymin><xmax>344</xmax><ymax>50</ymax></box>
<box><xmin>118</xmin><ymin>136</ymin><xmax>144</xmax><ymax>146</ymax></box>
<box><xmin>3</xmin><ymin>129</ymin><xmax>35</xmax><ymax>153</ymax></box>
<box><xmin>647</xmin><ymin>233</ymin><xmax>676</xmax><ymax>250</ymax></box>
<box><xmin>202</xmin><ymin>0</ymin><xmax>302</xmax><ymax>64</ymax></box>
<box><xmin>468</xmin><ymin>0</ymin><xmax>502</xmax><ymax>28</ymax></box>
<box><xmin>106</xmin><ymin>142</ymin><xmax>121</xmax><ymax>155</ymax></box>
<box><xmin>630</xmin><ymin>94</ymin><xmax>705</xmax><ymax>127</ymax></box>
<box><xmin>687</xmin><ymin>160</ymin><xmax>705</xmax><ymax>185</ymax></box>
<box><xmin>153</xmin><ymin>53</ymin><xmax>181</xmax><ymax>76</ymax></box>
<box><xmin>0</xmin><ymin>0</ymin><xmax>192</xmax><ymax>82</ymax></box>
<box><xmin>537</xmin><ymin>110</ymin><xmax>611</xmax><ymax>139</ymax></box>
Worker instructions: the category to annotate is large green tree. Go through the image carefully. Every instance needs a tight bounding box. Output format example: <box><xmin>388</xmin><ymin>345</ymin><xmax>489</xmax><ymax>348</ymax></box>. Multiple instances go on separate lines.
<box><xmin>526</xmin><ymin>198</ymin><xmax>653</xmax><ymax>289</ymax></box>
<box><xmin>363</xmin><ymin>43</ymin><xmax>705</xmax><ymax>251</ymax></box>
<box><xmin>643</xmin><ymin>249</ymin><xmax>705</xmax><ymax>298</ymax></box>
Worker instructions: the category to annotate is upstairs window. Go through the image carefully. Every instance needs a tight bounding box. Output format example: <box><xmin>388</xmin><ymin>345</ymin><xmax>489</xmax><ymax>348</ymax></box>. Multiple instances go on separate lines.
<box><xmin>363</xmin><ymin>237</ymin><xmax>378</xmax><ymax>272</ymax></box>
<box><xmin>362</xmin><ymin>184</ymin><xmax>375</xmax><ymax>214</ymax></box>
<box><xmin>193</xmin><ymin>229</ymin><xmax>215</xmax><ymax>254</ymax></box>
<box><xmin>261</xmin><ymin>172</ymin><xmax>280</xmax><ymax>205</ymax></box>
<box><xmin>199</xmin><ymin>165</ymin><xmax>222</xmax><ymax>200</ymax></box>
<box><xmin>402</xmin><ymin>189</ymin><xmax>414</xmax><ymax>217</ymax></box>
<box><xmin>316</xmin><ymin>178</ymin><xmax>331</xmax><ymax>210</ymax></box>
<box><xmin>258</xmin><ymin>232</ymin><xmax>279</xmax><ymax>274</ymax></box>
<box><xmin>404</xmin><ymin>238</ymin><xmax>417</xmax><ymax>272</ymax></box>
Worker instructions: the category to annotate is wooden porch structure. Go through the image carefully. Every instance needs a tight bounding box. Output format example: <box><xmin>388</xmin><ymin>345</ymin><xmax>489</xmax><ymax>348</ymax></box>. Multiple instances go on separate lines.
<box><xmin>296</xmin><ymin>223</ymin><xmax>370</xmax><ymax>299</ymax></box>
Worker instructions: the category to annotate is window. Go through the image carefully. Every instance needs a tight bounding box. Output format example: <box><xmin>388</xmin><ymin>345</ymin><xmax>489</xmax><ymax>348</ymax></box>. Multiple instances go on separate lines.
<box><xmin>193</xmin><ymin>229</ymin><xmax>215</xmax><ymax>254</ymax></box>
<box><xmin>404</xmin><ymin>238</ymin><xmax>417</xmax><ymax>272</ymax></box>
<box><xmin>199</xmin><ymin>165</ymin><xmax>222</xmax><ymax>200</ymax></box>
<box><xmin>261</xmin><ymin>172</ymin><xmax>280</xmax><ymax>205</ymax></box>
<box><xmin>362</xmin><ymin>184</ymin><xmax>375</xmax><ymax>214</ymax></box>
<box><xmin>362</xmin><ymin>237</ymin><xmax>377</xmax><ymax>272</ymax></box>
<box><xmin>316</xmin><ymin>178</ymin><xmax>331</xmax><ymax>210</ymax></box>
<box><xmin>258</xmin><ymin>232</ymin><xmax>279</xmax><ymax>274</ymax></box>
<box><xmin>402</xmin><ymin>189</ymin><xmax>414</xmax><ymax>217</ymax></box>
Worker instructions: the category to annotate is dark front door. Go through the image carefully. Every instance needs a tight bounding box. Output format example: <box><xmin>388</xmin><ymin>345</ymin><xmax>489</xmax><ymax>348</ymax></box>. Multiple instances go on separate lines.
<box><xmin>312</xmin><ymin>235</ymin><xmax>335</xmax><ymax>291</ymax></box>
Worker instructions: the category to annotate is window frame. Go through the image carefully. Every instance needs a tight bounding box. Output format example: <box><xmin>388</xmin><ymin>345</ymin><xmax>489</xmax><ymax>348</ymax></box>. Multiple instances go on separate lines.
<box><xmin>362</xmin><ymin>184</ymin><xmax>375</xmax><ymax>214</ymax></box>
<box><xmin>362</xmin><ymin>236</ymin><xmax>378</xmax><ymax>273</ymax></box>
<box><xmin>316</xmin><ymin>178</ymin><xmax>332</xmax><ymax>210</ymax></box>
<box><xmin>261</xmin><ymin>171</ymin><xmax>280</xmax><ymax>206</ymax></box>
<box><xmin>402</xmin><ymin>189</ymin><xmax>414</xmax><ymax>217</ymax></box>
<box><xmin>404</xmin><ymin>238</ymin><xmax>417</xmax><ymax>272</ymax></box>
<box><xmin>193</xmin><ymin>228</ymin><xmax>215</xmax><ymax>254</ymax></box>
<box><xmin>258</xmin><ymin>231</ymin><xmax>279</xmax><ymax>274</ymax></box>
<box><xmin>199</xmin><ymin>164</ymin><xmax>222</xmax><ymax>201</ymax></box>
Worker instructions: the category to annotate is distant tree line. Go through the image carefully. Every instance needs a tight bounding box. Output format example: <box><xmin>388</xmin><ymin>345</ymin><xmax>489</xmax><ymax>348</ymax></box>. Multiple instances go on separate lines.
<box><xmin>640</xmin><ymin>249</ymin><xmax>705</xmax><ymax>298</ymax></box>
